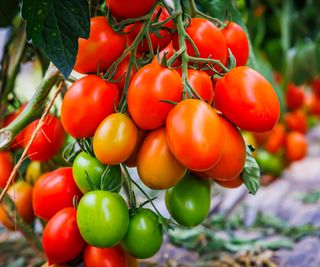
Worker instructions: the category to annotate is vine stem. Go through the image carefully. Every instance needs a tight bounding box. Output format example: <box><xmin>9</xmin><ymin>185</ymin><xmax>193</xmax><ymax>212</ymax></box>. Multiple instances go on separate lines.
<box><xmin>0</xmin><ymin>81</ymin><xmax>64</xmax><ymax>202</ymax></box>
<box><xmin>188</xmin><ymin>0</ymin><xmax>223</xmax><ymax>26</ymax></box>
<box><xmin>121</xmin><ymin>164</ymin><xmax>137</xmax><ymax>209</ymax></box>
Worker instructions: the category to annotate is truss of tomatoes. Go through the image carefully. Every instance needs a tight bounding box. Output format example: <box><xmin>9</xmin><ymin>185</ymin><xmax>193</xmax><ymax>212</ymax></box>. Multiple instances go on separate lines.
<box><xmin>0</xmin><ymin>1</ymin><xmax>282</xmax><ymax>266</ymax></box>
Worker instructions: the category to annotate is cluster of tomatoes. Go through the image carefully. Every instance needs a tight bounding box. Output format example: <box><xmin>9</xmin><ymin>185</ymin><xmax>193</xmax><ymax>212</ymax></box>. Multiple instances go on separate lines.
<box><xmin>0</xmin><ymin>0</ymin><xmax>282</xmax><ymax>266</ymax></box>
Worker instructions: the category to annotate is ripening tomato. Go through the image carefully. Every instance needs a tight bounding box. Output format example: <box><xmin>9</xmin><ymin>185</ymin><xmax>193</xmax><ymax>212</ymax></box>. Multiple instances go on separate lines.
<box><xmin>221</xmin><ymin>22</ymin><xmax>249</xmax><ymax>66</ymax></box>
<box><xmin>255</xmin><ymin>150</ymin><xmax>283</xmax><ymax>177</ymax></box>
<box><xmin>25</xmin><ymin>161</ymin><xmax>42</xmax><ymax>185</ymax></box>
<box><xmin>0</xmin><ymin>181</ymin><xmax>34</xmax><ymax>230</ymax></box>
<box><xmin>33</xmin><ymin>167</ymin><xmax>82</xmax><ymax>221</ymax></box>
<box><xmin>166</xmin><ymin>99</ymin><xmax>225</xmax><ymax>171</ymax></box>
<box><xmin>165</xmin><ymin>173</ymin><xmax>211</xmax><ymax>226</ymax></box>
<box><xmin>137</xmin><ymin>128</ymin><xmax>187</xmax><ymax>189</ymax></box>
<box><xmin>215</xmin><ymin>66</ymin><xmax>280</xmax><ymax>132</ymax></box>
<box><xmin>106</xmin><ymin>0</ymin><xmax>156</xmax><ymax>19</ymax></box>
<box><xmin>122</xmin><ymin>208</ymin><xmax>163</xmax><ymax>259</ymax></box>
<box><xmin>43</xmin><ymin>207</ymin><xmax>86</xmax><ymax>265</ymax></box>
<box><xmin>74</xmin><ymin>17</ymin><xmax>126</xmax><ymax>74</ymax></box>
<box><xmin>284</xmin><ymin>110</ymin><xmax>308</xmax><ymax>134</ymax></box>
<box><xmin>93</xmin><ymin>113</ymin><xmax>138</xmax><ymax>165</ymax></box>
<box><xmin>206</xmin><ymin>115</ymin><xmax>246</xmax><ymax>181</ymax></box>
<box><xmin>77</xmin><ymin>190</ymin><xmax>129</xmax><ymax>247</ymax></box>
<box><xmin>125</xmin><ymin>129</ymin><xmax>146</xmax><ymax>167</ymax></box>
<box><xmin>113</xmin><ymin>56</ymin><xmax>136</xmax><ymax>95</ymax></box>
<box><xmin>0</xmin><ymin>151</ymin><xmax>14</xmax><ymax>188</ymax></box>
<box><xmin>128</xmin><ymin>61</ymin><xmax>182</xmax><ymax>130</ymax></box>
<box><xmin>23</xmin><ymin>115</ymin><xmax>65</xmax><ymax>161</ymax></box>
<box><xmin>285</xmin><ymin>131</ymin><xmax>308</xmax><ymax>162</ymax></box>
<box><xmin>285</xmin><ymin>83</ymin><xmax>305</xmax><ymax>111</ymax></box>
<box><xmin>61</xmin><ymin>75</ymin><xmax>119</xmax><ymax>138</ymax></box>
<box><xmin>126</xmin><ymin>254</ymin><xmax>139</xmax><ymax>267</ymax></box>
<box><xmin>215</xmin><ymin>175</ymin><xmax>244</xmax><ymax>189</ymax></box>
<box><xmin>84</xmin><ymin>245</ymin><xmax>126</xmax><ymax>267</ymax></box>
<box><xmin>173</xmin><ymin>18</ymin><xmax>228</xmax><ymax>72</ymax></box>
<box><xmin>125</xmin><ymin>6</ymin><xmax>173</xmax><ymax>53</ymax></box>
<box><xmin>264</xmin><ymin>123</ymin><xmax>286</xmax><ymax>154</ymax></box>
<box><xmin>306</xmin><ymin>93</ymin><xmax>320</xmax><ymax>115</ymax></box>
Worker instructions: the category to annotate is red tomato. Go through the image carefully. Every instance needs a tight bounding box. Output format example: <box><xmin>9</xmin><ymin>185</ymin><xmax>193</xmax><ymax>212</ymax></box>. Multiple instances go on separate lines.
<box><xmin>221</xmin><ymin>22</ymin><xmax>249</xmax><ymax>66</ymax></box>
<box><xmin>206</xmin><ymin>115</ymin><xmax>246</xmax><ymax>181</ymax></box>
<box><xmin>43</xmin><ymin>207</ymin><xmax>86</xmax><ymax>265</ymax></box>
<box><xmin>106</xmin><ymin>0</ymin><xmax>156</xmax><ymax>19</ymax></box>
<box><xmin>285</xmin><ymin>131</ymin><xmax>308</xmax><ymax>162</ymax></box>
<box><xmin>306</xmin><ymin>93</ymin><xmax>320</xmax><ymax>115</ymax></box>
<box><xmin>128</xmin><ymin>61</ymin><xmax>182</xmax><ymax>130</ymax></box>
<box><xmin>0</xmin><ymin>151</ymin><xmax>14</xmax><ymax>188</ymax></box>
<box><xmin>285</xmin><ymin>83</ymin><xmax>305</xmax><ymax>111</ymax></box>
<box><xmin>74</xmin><ymin>17</ymin><xmax>126</xmax><ymax>74</ymax></box>
<box><xmin>137</xmin><ymin>128</ymin><xmax>187</xmax><ymax>189</ymax></box>
<box><xmin>33</xmin><ymin>168</ymin><xmax>82</xmax><ymax>221</ymax></box>
<box><xmin>0</xmin><ymin>181</ymin><xmax>34</xmax><ymax>230</ymax></box>
<box><xmin>215</xmin><ymin>175</ymin><xmax>244</xmax><ymax>188</ymax></box>
<box><xmin>284</xmin><ymin>110</ymin><xmax>308</xmax><ymax>134</ymax></box>
<box><xmin>84</xmin><ymin>245</ymin><xmax>126</xmax><ymax>267</ymax></box>
<box><xmin>113</xmin><ymin>57</ymin><xmax>136</xmax><ymax>96</ymax></box>
<box><xmin>166</xmin><ymin>99</ymin><xmax>225</xmax><ymax>171</ymax></box>
<box><xmin>156</xmin><ymin>42</ymin><xmax>181</xmax><ymax>67</ymax></box>
<box><xmin>215</xmin><ymin>66</ymin><xmax>280</xmax><ymax>132</ymax></box>
<box><xmin>61</xmin><ymin>75</ymin><xmax>119</xmax><ymax>138</ymax></box>
<box><xmin>173</xmin><ymin>18</ymin><xmax>228</xmax><ymax>72</ymax></box>
<box><xmin>125</xmin><ymin>6</ymin><xmax>173</xmax><ymax>53</ymax></box>
<box><xmin>311</xmin><ymin>78</ymin><xmax>320</xmax><ymax>97</ymax></box>
<box><xmin>265</xmin><ymin>123</ymin><xmax>286</xmax><ymax>154</ymax></box>
<box><xmin>23</xmin><ymin>115</ymin><xmax>65</xmax><ymax>161</ymax></box>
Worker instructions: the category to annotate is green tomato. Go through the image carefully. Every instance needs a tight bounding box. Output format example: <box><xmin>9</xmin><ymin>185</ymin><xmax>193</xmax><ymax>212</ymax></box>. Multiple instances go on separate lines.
<box><xmin>255</xmin><ymin>150</ymin><xmax>283</xmax><ymax>177</ymax></box>
<box><xmin>122</xmin><ymin>208</ymin><xmax>163</xmax><ymax>259</ymax></box>
<box><xmin>77</xmin><ymin>190</ymin><xmax>129</xmax><ymax>247</ymax></box>
<box><xmin>165</xmin><ymin>173</ymin><xmax>211</xmax><ymax>227</ymax></box>
<box><xmin>72</xmin><ymin>151</ymin><xmax>122</xmax><ymax>193</ymax></box>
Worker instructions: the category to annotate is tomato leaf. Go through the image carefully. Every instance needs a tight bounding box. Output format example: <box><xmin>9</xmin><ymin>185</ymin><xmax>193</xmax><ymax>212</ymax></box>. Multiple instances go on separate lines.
<box><xmin>21</xmin><ymin>0</ymin><xmax>90</xmax><ymax>78</ymax></box>
<box><xmin>242</xmin><ymin>146</ymin><xmax>260</xmax><ymax>195</ymax></box>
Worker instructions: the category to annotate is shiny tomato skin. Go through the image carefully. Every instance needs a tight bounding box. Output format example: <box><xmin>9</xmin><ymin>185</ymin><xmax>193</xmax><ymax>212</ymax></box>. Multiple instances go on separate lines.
<box><xmin>93</xmin><ymin>113</ymin><xmax>138</xmax><ymax>165</ymax></box>
<box><xmin>125</xmin><ymin>7</ymin><xmax>173</xmax><ymax>53</ymax></box>
<box><xmin>128</xmin><ymin>61</ymin><xmax>182</xmax><ymax>130</ymax></box>
<box><xmin>265</xmin><ymin>122</ymin><xmax>286</xmax><ymax>154</ymax></box>
<box><xmin>33</xmin><ymin>167</ymin><xmax>82</xmax><ymax>221</ymax></box>
<box><xmin>166</xmin><ymin>99</ymin><xmax>225</xmax><ymax>171</ymax></box>
<box><xmin>173</xmin><ymin>18</ymin><xmax>228</xmax><ymax>72</ymax></box>
<box><xmin>0</xmin><ymin>151</ymin><xmax>14</xmax><ymax>188</ymax></box>
<box><xmin>215</xmin><ymin>66</ymin><xmax>280</xmax><ymax>132</ymax></box>
<box><xmin>215</xmin><ymin>175</ymin><xmax>244</xmax><ymax>188</ymax></box>
<box><xmin>284</xmin><ymin>110</ymin><xmax>308</xmax><ymax>134</ymax></box>
<box><xmin>23</xmin><ymin>115</ymin><xmax>65</xmax><ymax>161</ymax></box>
<box><xmin>165</xmin><ymin>173</ymin><xmax>211</xmax><ymax>227</ymax></box>
<box><xmin>285</xmin><ymin>131</ymin><xmax>308</xmax><ymax>162</ymax></box>
<box><xmin>125</xmin><ymin>129</ymin><xmax>146</xmax><ymax>167</ymax></box>
<box><xmin>83</xmin><ymin>245</ymin><xmax>126</xmax><ymax>267</ymax></box>
<box><xmin>42</xmin><ymin>207</ymin><xmax>86</xmax><ymax>265</ymax></box>
<box><xmin>285</xmin><ymin>83</ymin><xmax>305</xmax><ymax>111</ymax></box>
<box><xmin>221</xmin><ymin>22</ymin><xmax>249</xmax><ymax>66</ymax></box>
<box><xmin>106</xmin><ymin>0</ymin><xmax>155</xmax><ymax>19</ymax></box>
<box><xmin>137</xmin><ymin>128</ymin><xmax>187</xmax><ymax>190</ymax></box>
<box><xmin>0</xmin><ymin>181</ymin><xmax>34</xmax><ymax>230</ymax></box>
<box><xmin>61</xmin><ymin>75</ymin><xmax>119</xmax><ymax>138</ymax></box>
<box><xmin>74</xmin><ymin>17</ymin><xmax>126</xmax><ymax>74</ymax></box>
<box><xmin>206</xmin><ymin>115</ymin><xmax>246</xmax><ymax>181</ymax></box>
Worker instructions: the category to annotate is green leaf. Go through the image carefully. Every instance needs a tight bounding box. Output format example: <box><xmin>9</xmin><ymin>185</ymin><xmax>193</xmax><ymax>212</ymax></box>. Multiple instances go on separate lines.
<box><xmin>242</xmin><ymin>146</ymin><xmax>260</xmax><ymax>195</ymax></box>
<box><xmin>21</xmin><ymin>0</ymin><xmax>90</xmax><ymax>78</ymax></box>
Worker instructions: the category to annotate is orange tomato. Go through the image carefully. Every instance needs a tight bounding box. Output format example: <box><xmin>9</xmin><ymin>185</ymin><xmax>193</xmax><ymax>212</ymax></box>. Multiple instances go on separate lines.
<box><xmin>285</xmin><ymin>131</ymin><xmax>308</xmax><ymax>162</ymax></box>
<box><xmin>265</xmin><ymin>123</ymin><xmax>286</xmax><ymax>154</ymax></box>
<box><xmin>284</xmin><ymin>110</ymin><xmax>308</xmax><ymax>134</ymax></box>
<box><xmin>215</xmin><ymin>175</ymin><xmax>244</xmax><ymax>189</ymax></box>
<box><xmin>125</xmin><ymin>129</ymin><xmax>146</xmax><ymax>167</ymax></box>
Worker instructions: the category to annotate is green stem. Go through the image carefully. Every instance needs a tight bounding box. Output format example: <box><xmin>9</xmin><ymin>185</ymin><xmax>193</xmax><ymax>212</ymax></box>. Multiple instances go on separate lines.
<box><xmin>188</xmin><ymin>55</ymin><xmax>229</xmax><ymax>72</ymax></box>
<box><xmin>0</xmin><ymin>63</ymin><xmax>62</xmax><ymax>150</ymax></box>
<box><xmin>121</xmin><ymin>164</ymin><xmax>136</xmax><ymax>209</ymax></box>
<box><xmin>90</xmin><ymin>0</ymin><xmax>99</xmax><ymax>17</ymax></box>
<box><xmin>188</xmin><ymin>0</ymin><xmax>223</xmax><ymax>26</ymax></box>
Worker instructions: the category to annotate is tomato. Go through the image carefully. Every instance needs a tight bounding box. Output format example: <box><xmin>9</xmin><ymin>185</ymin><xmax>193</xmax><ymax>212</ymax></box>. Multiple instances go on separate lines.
<box><xmin>73</xmin><ymin>151</ymin><xmax>122</xmax><ymax>193</ymax></box>
<box><xmin>74</xmin><ymin>17</ymin><xmax>126</xmax><ymax>74</ymax></box>
<box><xmin>125</xmin><ymin>129</ymin><xmax>146</xmax><ymax>167</ymax></box>
<box><xmin>285</xmin><ymin>83</ymin><xmax>305</xmax><ymax>111</ymax></box>
<box><xmin>126</xmin><ymin>254</ymin><xmax>139</xmax><ymax>267</ymax></box>
<box><xmin>0</xmin><ymin>181</ymin><xmax>34</xmax><ymax>230</ymax></box>
<box><xmin>0</xmin><ymin>151</ymin><xmax>14</xmax><ymax>188</ymax></box>
<box><xmin>122</xmin><ymin>208</ymin><xmax>163</xmax><ymax>259</ymax></box>
<box><xmin>260</xmin><ymin>174</ymin><xmax>276</xmax><ymax>186</ymax></box>
<box><xmin>106</xmin><ymin>0</ymin><xmax>156</xmax><ymax>19</ymax></box>
<box><xmin>264</xmin><ymin>123</ymin><xmax>286</xmax><ymax>154</ymax></box>
<box><xmin>113</xmin><ymin>56</ymin><xmax>136</xmax><ymax>95</ymax></box>
<box><xmin>206</xmin><ymin>115</ymin><xmax>246</xmax><ymax>181</ymax></box>
<box><xmin>77</xmin><ymin>190</ymin><xmax>129</xmax><ymax>247</ymax></box>
<box><xmin>165</xmin><ymin>173</ymin><xmax>211</xmax><ymax>227</ymax></box>
<box><xmin>311</xmin><ymin>78</ymin><xmax>320</xmax><ymax>97</ymax></box>
<box><xmin>128</xmin><ymin>61</ymin><xmax>182</xmax><ymax>130</ymax></box>
<box><xmin>241</xmin><ymin>131</ymin><xmax>257</xmax><ymax>156</ymax></box>
<box><xmin>306</xmin><ymin>93</ymin><xmax>320</xmax><ymax>115</ymax></box>
<box><xmin>156</xmin><ymin>41</ymin><xmax>181</xmax><ymax>67</ymax></box>
<box><xmin>285</xmin><ymin>131</ymin><xmax>308</xmax><ymax>162</ymax></box>
<box><xmin>23</xmin><ymin>115</ymin><xmax>65</xmax><ymax>161</ymax></box>
<box><xmin>215</xmin><ymin>175</ymin><xmax>244</xmax><ymax>189</ymax></box>
<box><xmin>284</xmin><ymin>110</ymin><xmax>308</xmax><ymax>134</ymax></box>
<box><xmin>137</xmin><ymin>128</ymin><xmax>187</xmax><ymax>189</ymax></box>
<box><xmin>125</xmin><ymin>6</ymin><xmax>173</xmax><ymax>53</ymax></box>
<box><xmin>255</xmin><ymin>150</ymin><xmax>283</xmax><ymax>177</ymax></box>
<box><xmin>173</xmin><ymin>18</ymin><xmax>227</xmax><ymax>72</ymax></box>
<box><xmin>221</xmin><ymin>22</ymin><xmax>249</xmax><ymax>66</ymax></box>
<box><xmin>166</xmin><ymin>99</ymin><xmax>225</xmax><ymax>171</ymax></box>
<box><xmin>61</xmin><ymin>75</ymin><xmax>119</xmax><ymax>138</ymax></box>
<box><xmin>215</xmin><ymin>66</ymin><xmax>280</xmax><ymax>132</ymax></box>
<box><xmin>93</xmin><ymin>113</ymin><xmax>138</xmax><ymax>165</ymax></box>
<box><xmin>33</xmin><ymin>167</ymin><xmax>82</xmax><ymax>221</ymax></box>
<box><xmin>84</xmin><ymin>245</ymin><xmax>126</xmax><ymax>267</ymax></box>
<box><xmin>43</xmin><ymin>207</ymin><xmax>86</xmax><ymax>265</ymax></box>
<box><xmin>25</xmin><ymin>161</ymin><xmax>42</xmax><ymax>185</ymax></box>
